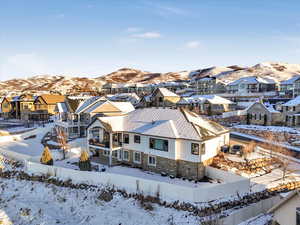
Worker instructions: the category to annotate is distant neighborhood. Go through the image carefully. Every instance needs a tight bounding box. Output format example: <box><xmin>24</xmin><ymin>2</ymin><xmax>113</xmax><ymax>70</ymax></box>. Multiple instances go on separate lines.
<box><xmin>1</xmin><ymin>69</ymin><xmax>300</xmax><ymax>225</ymax></box>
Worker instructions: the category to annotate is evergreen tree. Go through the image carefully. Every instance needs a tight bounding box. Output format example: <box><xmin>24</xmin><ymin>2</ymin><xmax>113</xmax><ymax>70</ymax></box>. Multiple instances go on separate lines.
<box><xmin>79</xmin><ymin>151</ymin><xmax>91</xmax><ymax>171</ymax></box>
<box><xmin>40</xmin><ymin>146</ymin><xmax>53</xmax><ymax>165</ymax></box>
<box><xmin>0</xmin><ymin>155</ymin><xmax>4</xmax><ymax>172</ymax></box>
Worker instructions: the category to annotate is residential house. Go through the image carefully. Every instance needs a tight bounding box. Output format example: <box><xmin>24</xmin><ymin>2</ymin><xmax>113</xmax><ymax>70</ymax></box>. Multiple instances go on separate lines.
<box><xmin>280</xmin><ymin>75</ymin><xmax>300</xmax><ymax>98</ymax></box>
<box><xmin>226</xmin><ymin>76</ymin><xmax>277</xmax><ymax>94</ymax></box>
<box><xmin>55</xmin><ymin>96</ymin><xmax>135</xmax><ymax>138</ymax></box>
<box><xmin>54</xmin><ymin>98</ymin><xmax>82</xmax><ymax>138</ymax></box>
<box><xmin>19</xmin><ymin>94</ymin><xmax>36</xmax><ymax>121</ymax></box>
<box><xmin>190</xmin><ymin>76</ymin><xmax>226</xmax><ymax>95</ymax></box>
<box><xmin>0</xmin><ymin>97</ymin><xmax>13</xmax><ymax>119</ymax></box>
<box><xmin>282</xmin><ymin>96</ymin><xmax>300</xmax><ymax>126</ymax></box>
<box><xmin>177</xmin><ymin>95</ymin><xmax>235</xmax><ymax>115</ymax></box>
<box><xmin>139</xmin><ymin>88</ymin><xmax>181</xmax><ymax>108</ymax></box>
<box><xmin>87</xmin><ymin>108</ymin><xmax>229</xmax><ymax>180</ymax></box>
<box><xmin>33</xmin><ymin>94</ymin><xmax>65</xmax><ymax>121</ymax></box>
<box><xmin>244</xmin><ymin>102</ymin><xmax>283</xmax><ymax>126</ymax></box>
<box><xmin>107</xmin><ymin>93</ymin><xmax>140</xmax><ymax>106</ymax></box>
<box><xmin>268</xmin><ymin>190</ymin><xmax>300</xmax><ymax>225</ymax></box>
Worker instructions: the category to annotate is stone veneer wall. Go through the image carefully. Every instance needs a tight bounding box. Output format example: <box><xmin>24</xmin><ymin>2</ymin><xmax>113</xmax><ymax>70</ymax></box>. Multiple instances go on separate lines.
<box><xmin>92</xmin><ymin>147</ymin><xmax>206</xmax><ymax>180</ymax></box>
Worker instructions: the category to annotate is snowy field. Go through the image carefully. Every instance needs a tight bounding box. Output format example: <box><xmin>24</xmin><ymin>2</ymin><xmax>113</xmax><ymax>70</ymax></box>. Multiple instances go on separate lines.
<box><xmin>0</xmin><ymin>177</ymin><xmax>199</xmax><ymax>225</ymax></box>
<box><xmin>233</xmin><ymin>124</ymin><xmax>300</xmax><ymax>134</ymax></box>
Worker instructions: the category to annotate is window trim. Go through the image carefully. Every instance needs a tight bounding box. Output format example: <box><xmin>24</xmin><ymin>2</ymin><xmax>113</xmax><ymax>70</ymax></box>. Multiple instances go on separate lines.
<box><xmin>123</xmin><ymin>133</ymin><xmax>130</xmax><ymax>144</ymax></box>
<box><xmin>134</xmin><ymin>135</ymin><xmax>141</xmax><ymax>144</ymax></box>
<box><xmin>103</xmin><ymin>150</ymin><xmax>109</xmax><ymax>156</ymax></box>
<box><xmin>133</xmin><ymin>151</ymin><xmax>141</xmax><ymax>164</ymax></box>
<box><xmin>149</xmin><ymin>138</ymin><xmax>168</xmax><ymax>152</ymax></box>
<box><xmin>148</xmin><ymin>155</ymin><xmax>156</xmax><ymax>167</ymax></box>
<box><xmin>191</xmin><ymin>143</ymin><xmax>200</xmax><ymax>155</ymax></box>
<box><xmin>123</xmin><ymin>150</ymin><xmax>129</xmax><ymax>161</ymax></box>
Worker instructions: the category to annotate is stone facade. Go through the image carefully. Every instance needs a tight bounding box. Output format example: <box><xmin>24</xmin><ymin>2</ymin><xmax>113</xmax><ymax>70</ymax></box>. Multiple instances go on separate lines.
<box><xmin>91</xmin><ymin>147</ymin><xmax>206</xmax><ymax>180</ymax></box>
<box><xmin>246</xmin><ymin>102</ymin><xmax>283</xmax><ymax>126</ymax></box>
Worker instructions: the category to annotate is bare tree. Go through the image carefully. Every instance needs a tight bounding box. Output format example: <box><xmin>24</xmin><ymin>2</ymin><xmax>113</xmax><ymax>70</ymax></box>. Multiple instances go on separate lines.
<box><xmin>262</xmin><ymin>132</ymin><xmax>294</xmax><ymax>181</ymax></box>
<box><xmin>56</xmin><ymin>127</ymin><xmax>69</xmax><ymax>160</ymax></box>
<box><xmin>243</xmin><ymin>140</ymin><xmax>256</xmax><ymax>165</ymax></box>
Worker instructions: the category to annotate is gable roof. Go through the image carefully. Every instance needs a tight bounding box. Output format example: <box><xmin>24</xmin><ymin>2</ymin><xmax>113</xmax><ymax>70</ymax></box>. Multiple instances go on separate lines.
<box><xmin>38</xmin><ymin>95</ymin><xmax>65</xmax><ymax>105</ymax></box>
<box><xmin>282</xmin><ymin>96</ymin><xmax>300</xmax><ymax>107</ymax></box>
<box><xmin>246</xmin><ymin>102</ymin><xmax>280</xmax><ymax>113</ymax></box>
<box><xmin>178</xmin><ymin>95</ymin><xmax>233</xmax><ymax>105</ymax></box>
<box><xmin>228</xmin><ymin>76</ymin><xmax>276</xmax><ymax>86</ymax></box>
<box><xmin>281</xmin><ymin>75</ymin><xmax>300</xmax><ymax>85</ymax></box>
<box><xmin>75</xmin><ymin>96</ymin><xmax>106</xmax><ymax>114</ymax></box>
<box><xmin>155</xmin><ymin>88</ymin><xmax>179</xmax><ymax>97</ymax></box>
<box><xmin>93</xmin><ymin>108</ymin><xmax>228</xmax><ymax>141</ymax></box>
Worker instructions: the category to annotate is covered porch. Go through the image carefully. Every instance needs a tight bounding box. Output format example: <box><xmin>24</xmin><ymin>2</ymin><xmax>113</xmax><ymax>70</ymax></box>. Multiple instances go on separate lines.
<box><xmin>87</xmin><ymin>125</ymin><xmax>123</xmax><ymax>166</ymax></box>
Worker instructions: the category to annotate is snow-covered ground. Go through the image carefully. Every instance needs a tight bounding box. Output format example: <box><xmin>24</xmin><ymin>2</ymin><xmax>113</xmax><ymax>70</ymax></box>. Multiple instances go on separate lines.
<box><xmin>237</xmin><ymin>214</ymin><xmax>272</xmax><ymax>225</ymax></box>
<box><xmin>0</xmin><ymin>124</ymin><xmax>53</xmax><ymax>157</ymax></box>
<box><xmin>233</xmin><ymin>124</ymin><xmax>300</xmax><ymax>134</ymax></box>
<box><xmin>0</xmin><ymin>176</ymin><xmax>199</xmax><ymax>225</ymax></box>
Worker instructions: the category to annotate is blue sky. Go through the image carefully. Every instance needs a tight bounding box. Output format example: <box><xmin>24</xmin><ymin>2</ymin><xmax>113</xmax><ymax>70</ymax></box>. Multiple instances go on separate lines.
<box><xmin>0</xmin><ymin>0</ymin><xmax>300</xmax><ymax>80</ymax></box>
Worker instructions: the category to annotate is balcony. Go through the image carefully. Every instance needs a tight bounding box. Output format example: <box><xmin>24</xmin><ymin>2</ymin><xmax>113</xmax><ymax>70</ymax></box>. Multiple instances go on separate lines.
<box><xmin>89</xmin><ymin>138</ymin><xmax>122</xmax><ymax>149</ymax></box>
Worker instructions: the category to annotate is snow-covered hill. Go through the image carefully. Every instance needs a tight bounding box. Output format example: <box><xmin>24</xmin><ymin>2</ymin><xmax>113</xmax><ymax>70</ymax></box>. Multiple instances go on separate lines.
<box><xmin>190</xmin><ymin>62</ymin><xmax>300</xmax><ymax>84</ymax></box>
<box><xmin>1</xmin><ymin>62</ymin><xmax>300</xmax><ymax>96</ymax></box>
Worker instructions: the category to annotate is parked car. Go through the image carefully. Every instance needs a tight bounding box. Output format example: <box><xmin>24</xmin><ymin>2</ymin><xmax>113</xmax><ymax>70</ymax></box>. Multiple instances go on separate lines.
<box><xmin>221</xmin><ymin>145</ymin><xmax>230</xmax><ymax>153</ymax></box>
<box><xmin>230</xmin><ymin>145</ymin><xmax>244</xmax><ymax>155</ymax></box>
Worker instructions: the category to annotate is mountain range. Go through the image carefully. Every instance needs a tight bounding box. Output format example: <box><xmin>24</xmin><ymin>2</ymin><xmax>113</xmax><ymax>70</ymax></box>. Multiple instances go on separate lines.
<box><xmin>1</xmin><ymin>62</ymin><xmax>300</xmax><ymax>96</ymax></box>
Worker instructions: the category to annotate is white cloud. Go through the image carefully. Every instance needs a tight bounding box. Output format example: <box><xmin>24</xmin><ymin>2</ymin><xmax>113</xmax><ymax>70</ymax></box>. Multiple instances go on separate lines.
<box><xmin>0</xmin><ymin>53</ymin><xmax>48</xmax><ymax>79</ymax></box>
<box><xmin>185</xmin><ymin>41</ymin><xmax>201</xmax><ymax>49</ymax></box>
<box><xmin>132</xmin><ymin>32</ymin><xmax>162</xmax><ymax>39</ymax></box>
<box><xmin>126</xmin><ymin>27</ymin><xmax>142</xmax><ymax>33</ymax></box>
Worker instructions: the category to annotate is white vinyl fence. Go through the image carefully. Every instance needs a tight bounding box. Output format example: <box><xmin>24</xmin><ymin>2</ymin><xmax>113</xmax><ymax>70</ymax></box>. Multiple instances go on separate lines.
<box><xmin>25</xmin><ymin>159</ymin><xmax>250</xmax><ymax>202</ymax></box>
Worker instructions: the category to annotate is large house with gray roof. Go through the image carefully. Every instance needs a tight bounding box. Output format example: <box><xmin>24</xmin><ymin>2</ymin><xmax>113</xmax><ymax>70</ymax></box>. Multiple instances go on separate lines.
<box><xmin>280</xmin><ymin>75</ymin><xmax>300</xmax><ymax>98</ymax></box>
<box><xmin>87</xmin><ymin>107</ymin><xmax>229</xmax><ymax>180</ymax></box>
<box><xmin>55</xmin><ymin>96</ymin><xmax>134</xmax><ymax>138</ymax></box>
<box><xmin>226</xmin><ymin>76</ymin><xmax>277</xmax><ymax>94</ymax></box>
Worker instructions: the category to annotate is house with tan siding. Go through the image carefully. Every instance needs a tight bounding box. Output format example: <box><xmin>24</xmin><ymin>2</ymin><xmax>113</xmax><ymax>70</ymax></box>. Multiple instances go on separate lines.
<box><xmin>139</xmin><ymin>88</ymin><xmax>180</xmax><ymax>108</ymax></box>
<box><xmin>55</xmin><ymin>96</ymin><xmax>135</xmax><ymax>138</ymax></box>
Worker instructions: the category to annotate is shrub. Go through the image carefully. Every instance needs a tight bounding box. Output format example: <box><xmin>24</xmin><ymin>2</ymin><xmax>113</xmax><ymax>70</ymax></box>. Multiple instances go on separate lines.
<box><xmin>40</xmin><ymin>146</ymin><xmax>53</xmax><ymax>165</ymax></box>
<box><xmin>78</xmin><ymin>151</ymin><xmax>91</xmax><ymax>171</ymax></box>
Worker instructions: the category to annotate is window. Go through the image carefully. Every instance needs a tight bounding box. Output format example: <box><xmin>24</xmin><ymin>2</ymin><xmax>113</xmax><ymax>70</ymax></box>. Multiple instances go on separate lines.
<box><xmin>134</xmin><ymin>135</ymin><xmax>141</xmax><ymax>144</ymax></box>
<box><xmin>112</xmin><ymin>150</ymin><xmax>118</xmax><ymax>158</ymax></box>
<box><xmin>123</xmin><ymin>150</ymin><xmax>129</xmax><ymax>161</ymax></box>
<box><xmin>149</xmin><ymin>138</ymin><xmax>168</xmax><ymax>151</ymax></box>
<box><xmin>158</xmin><ymin>97</ymin><xmax>163</xmax><ymax>102</ymax></box>
<box><xmin>133</xmin><ymin>152</ymin><xmax>141</xmax><ymax>163</ymax></box>
<box><xmin>103</xmin><ymin>150</ymin><xmax>109</xmax><ymax>156</ymax></box>
<box><xmin>191</xmin><ymin>143</ymin><xmax>199</xmax><ymax>155</ymax></box>
<box><xmin>148</xmin><ymin>156</ymin><xmax>156</xmax><ymax>166</ymax></box>
<box><xmin>123</xmin><ymin>134</ymin><xmax>129</xmax><ymax>144</ymax></box>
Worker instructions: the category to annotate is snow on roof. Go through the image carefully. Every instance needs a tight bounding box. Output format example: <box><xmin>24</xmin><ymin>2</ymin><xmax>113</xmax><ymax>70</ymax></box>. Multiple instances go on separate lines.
<box><xmin>282</xmin><ymin>96</ymin><xmax>300</xmax><ymax>107</ymax></box>
<box><xmin>96</xmin><ymin>108</ymin><xmax>227</xmax><ymax>140</ymax></box>
<box><xmin>56</xmin><ymin>102</ymin><xmax>69</xmax><ymax>113</ymax></box>
<box><xmin>280</xmin><ymin>75</ymin><xmax>300</xmax><ymax>85</ymax></box>
<box><xmin>84</xmin><ymin>100</ymin><xmax>135</xmax><ymax>114</ymax></box>
<box><xmin>157</xmin><ymin>88</ymin><xmax>179</xmax><ymax>97</ymax></box>
<box><xmin>245</xmin><ymin>101</ymin><xmax>280</xmax><ymax>113</ymax></box>
<box><xmin>110</xmin><ymin>101</ymin><xmax>135</xmax><ymax>113</ymax></box>
<box><xmin>178</xmin><ymin>95</ymin><xmax>233</xmax><ymax>105</ymax></box>
<box><xmin>75</xmin><ymin>96</ymin><xmax>106</xmax><ymax>113</ymax></box>
<box><xmin>227</xmin><ymin>76</ymin><xmax>276</xmax><ymax>86</ymax></box>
